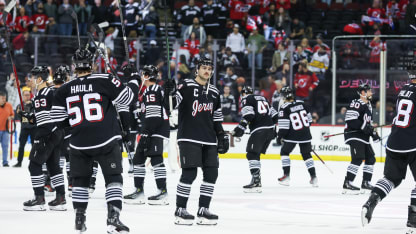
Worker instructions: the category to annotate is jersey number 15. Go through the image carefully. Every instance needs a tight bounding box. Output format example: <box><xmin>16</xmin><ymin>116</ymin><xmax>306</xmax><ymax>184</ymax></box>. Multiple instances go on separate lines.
<box><xmin>66</xmin><ymin>93</ymin><xmax>104</xmax><ymax>126</ymax></box>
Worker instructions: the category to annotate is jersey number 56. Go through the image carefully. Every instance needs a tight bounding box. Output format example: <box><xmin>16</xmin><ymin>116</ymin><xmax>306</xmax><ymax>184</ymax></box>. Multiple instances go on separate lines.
<box><xmin>66</xmin><ymin>93</ymin><xmax>104</xmax><ymax>126</ymax></box>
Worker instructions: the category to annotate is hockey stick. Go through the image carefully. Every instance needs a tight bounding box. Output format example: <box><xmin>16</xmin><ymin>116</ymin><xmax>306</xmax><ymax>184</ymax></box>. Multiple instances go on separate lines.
<box><xmin>70</xmin><ymin>10</ymin><xmax>81</xmax><ymax>49</ymax></box>
<box><xmin>162</xmin><ymin>0</ymin><xmax>173</xmax><ymax>112</ymax></box>
<box><xmin>91</xmin><ymin>22</ymin><xmax>110</xmax><ymax>71</ymax></box>
<box><xmin>1</xmin><ymin>0</ymin><xmax>24</xmax><ymax>111</ymax></box>
<box><xmin>311</xmin><ymin>149</ymin><xmax>334</xmax><ymax>174</ymax></box>
<box><xmin>323</xmin><ymin>124</ymin><xmax>391</xmax><ymax>139</ymax></box>
<box><xmin>115</xmin><ymin>0</ymin><xmax>129</xmax><ymax>63</ymax></box>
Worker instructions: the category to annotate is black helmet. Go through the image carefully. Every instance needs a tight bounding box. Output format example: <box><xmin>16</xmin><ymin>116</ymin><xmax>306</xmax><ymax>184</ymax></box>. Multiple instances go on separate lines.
<box><xmin>30</xmin><ymin>66</ymin><xmax>49</xmax><ymax>81</ymax></box>
<box><xmin>197</xmin><ymin>57</ymin><xmax>214</xmax><ymax>70</ymax></box>
<box><xmin>281</xmin><ymin>86</ymin><xmax>294</xmax><ymax>100</ymax></box>
<box><xmin>357</xmin><ymin>83</ymin><xmax>371</xmax><ymax>93</ymax></box>
<box><xmin>141</xmin><ymin>65</ymin><xmax>159</xmax><ymax>80</ymax></box>
<box><xmin>53</xmin><ymin>65</ymin><xmax>70</xmax><ymax>84</ymax></box>
<box><xmin>241</xmin><ymin>86</ymin><xmax>253</xmax><ymax>95</ymax></box>
<box><xmin>72</xmin><ymin>49</ymin><xmax>93</xmax><ymax>70</ymax></box>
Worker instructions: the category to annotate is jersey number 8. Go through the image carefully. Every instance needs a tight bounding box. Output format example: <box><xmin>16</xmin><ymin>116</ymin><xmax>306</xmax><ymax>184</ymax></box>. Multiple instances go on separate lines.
<box><xmin>289</xmin><ymin>110</ymin><xmax>310</xmax><ymax>130</ymax></box>
<box><xmin>394</xmin><ymin>99</ymin><xmax>414</xmax><ymax>128</ymax></box>
<box><xmin>67</xmin><ymin>93</ymin><xmax>104</xmax><ymax>126</ymax></box>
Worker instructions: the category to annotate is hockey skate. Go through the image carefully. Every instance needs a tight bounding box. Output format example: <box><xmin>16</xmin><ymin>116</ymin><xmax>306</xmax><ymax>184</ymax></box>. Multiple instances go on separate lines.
<box><xmin>48</xmin><ymin>193</ymin><xmax>67</xmax><ymax>211</ymax></box>
<box><xmin>107</xmin><ymin>204</ymin><xmax>129</xmax><ymax>234</ymax></box>
<box><xmin>75</xmin><ymin>208</ymin><xmax>87</xmax><ymax>233</ymax></box>
<box><xmin>23</xmin><ymin>195</ymin><xmax>46</xmax><ymax>211</ymax></box>
<box><xmin>44</xmin><ymin>184</ymin><xmax>55</xmax><ymax>197</ymax></box>
<box><xmin>407</xmin><ymin>205</ymin><xmax>416</xmax><ymax>234</ymax></box>
<box><xmin>123</xmin><ymin>188</ymin><xmax>145</xmax><ymax>205</ymax></box>
<box><xmin>342</xmin><ymin>179</ymin><xmax>360</xmax><ymax>195</ymax></box>
<box><xmin>278</xmin><ymin>175</ymin><xmax>290</xmax><ymax>186</ymax></box>
<box><xmin>147</xmin><ymin>189</ymin><xmax>169</xmax><ymax>205</ymax></box>
<box><xmin>310</xmin><ymin>176</ymin><xmax>318</xmax><ymax>187</ymax></box>
<box><xmin>361</xmin><ymin>192</ymin><xmax>381</xmax><ymax>226</ymax></box>
<box><xmin>243</xmin><ymin>174</ymin><xmax>262</xmax><ymax>193</ymax></box>
<box><xmin>196</xmin><ymin>207</ymin><xmax>218</xmax><ymax>225</ymax></box>
<box><xmin>174</xmin><ymin>207</ymin><xmax>195</xmax><ymax>225</ymax></box>
<box><xmin>361</xmin><ymin>181</ymin><xmax>374</xmax><ymax>194</ymax></box>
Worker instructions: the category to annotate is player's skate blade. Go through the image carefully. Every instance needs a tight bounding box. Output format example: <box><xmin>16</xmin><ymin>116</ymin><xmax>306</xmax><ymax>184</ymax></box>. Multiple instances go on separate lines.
<box><xmin>196</xmin><ymin>217</ymin><xmax>218</xmax><ymax>225</ymax></box>
<box><xmin>123</xmin><ymin>188</ymin><xmax>145</xmax><ymax>205</ymax></box>
<box><xmin>23</xmin><ymin>196</ymin><xmax>46</xmax><ymax>211</ymax></box>
<box><xmin>23</xmin><ymin>205</ymin><xmax>46</xmax><ymax>211</ymax></box>
<box><xmin>361</xmin><ymin>207</ymin><xmax>369</xmax><ymax>226</ymax></box>
<box><xmin>278</xmin><ymin>175</ymin><xmax>290</xmax><ymax>186</ymax></box>
<box><xmin>174</xmin><ymin>207</ymin><xmax>194</xmax><ymax>225</ymax></box>
<box><xmin>310</xmin><ymin>176</ymin><xmax>318</xmax><ymax>187</ymax></box>
<box><xmin>342</xmin><ymin>180</ymin><xmax>360</xmax><ymax>195</ymax></box>
<box><xmin>174</xmin><ymin>217</ymin><xmax>194</xmax><ymax>225</ymax></box>
<box><xmin>107</xmin><ymin>225</ymin><xmax>129</xmax><ymax>234</ymax></box>
<box><xmin>147</xmin><ymin>189</ymin><xmax>169</xmax><ymax>205</ymax></box>
<box><xmin>49</xmin><ymin>194</ymin><xmax>67</xmax><ymax>211</ymax></box>
<box><xmin>196</xmin><ymin>207</ymin><xmax>218</xmax><ymax>225</ymax></box>
<box><xmin>407</xmin><ymin>227</ymin><xmax>416</xmax><ymax>234</ymax></box>
<box><xmin>361</xmin><ymin>193</ymin><xmax>381</xmax><ymax>226</ymax></box>
<box><xmin>243</xmin><ymin>187</ymin><xmax>262</xmax><ymax>193</ymax></box>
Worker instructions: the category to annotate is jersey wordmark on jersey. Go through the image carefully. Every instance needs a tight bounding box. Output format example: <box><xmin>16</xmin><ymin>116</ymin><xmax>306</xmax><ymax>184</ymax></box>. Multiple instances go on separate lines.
<box><xmin>33</xmin><ymin>86</ymin><xmax>56</xmax><ymax>139</ymax></box>
<box><xmin>141</xmin><ymin>84</ymin><xmax>169</xmax><ymax>139</ymax></box>
<box><xmin>277</xmin><ymin>100</ymin><xmax>312</xmax><ymax>143</ymax></box>
<box><xmin>344</xmin><ymin>98</ymin><xmax>373</xmax><ymax>144</ymax></box>
<box><xmin>241</xmin><ymin>94</ymin><xmax>277</xmax><ymax>133</ymax></box>
<box><xmin>387</xmin><ymin>83</ymin><xmax>416</xmax><ymax>152</ymax></box>
<box><xmin>173</xmin><ymin>79</ymin><xmax>223</xmax><ymax>145</ymax></box>
<box><xmin>51</xmin><ymin>73</ymin><xmax>135</xmax><ymax>150</ymax></box>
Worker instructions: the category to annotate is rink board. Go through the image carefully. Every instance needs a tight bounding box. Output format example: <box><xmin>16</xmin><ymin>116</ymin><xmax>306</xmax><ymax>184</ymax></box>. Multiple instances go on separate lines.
<box><xmin>4</xmin><ymin>123</ymin><xmax>391</xmax><ymax>162</ymax></box>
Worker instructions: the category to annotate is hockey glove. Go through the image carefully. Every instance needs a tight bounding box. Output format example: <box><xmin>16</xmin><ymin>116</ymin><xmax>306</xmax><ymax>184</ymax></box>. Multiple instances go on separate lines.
<box><xmin>138</xmin><ymin>132</ymin><xmax>151</xmax><ymax>152</ymax></box>
<box><xmin>372</xmin><ymin>132</ymin><xmax>381</xmax><ymax>143</ymax></box>
<box><xmin>121</xmin><ymin>130</ymin><xmax>132</xmax><ymax>149</ymax></box>
<box><xmin>217</xmin><ymin>134</ymin><xmax>230</xmax><ymax>154</ymax></box>
<box><xmin>164</xmin><ymin>79</ymin><xmax>176</xmax><ymax>96</ymax></box>
<box><xmin>363</xmin><ymin>124</ymin><xmax>374</xmax><ymax>135</ymax></box>
<box><xmin>232</xmin><ymin>125</ymin><xmax>245</xmax><ymax>137</ymax></box>
<box><xmin>21</xmin><ymin>111</ymin><xmax>35</xmax><ymax>122</ymax></box>
<box><xmin>276</xmin><ymin>136</ymin><xmax>283</xmax><ymax>146</ymax></box>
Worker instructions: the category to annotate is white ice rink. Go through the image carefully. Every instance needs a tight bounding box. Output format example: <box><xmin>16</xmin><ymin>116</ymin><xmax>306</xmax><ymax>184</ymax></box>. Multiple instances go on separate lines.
<box><xmin>0</xmin><ymin>158</ymin><xmax>414</xmax><ymax>234</ymax></box>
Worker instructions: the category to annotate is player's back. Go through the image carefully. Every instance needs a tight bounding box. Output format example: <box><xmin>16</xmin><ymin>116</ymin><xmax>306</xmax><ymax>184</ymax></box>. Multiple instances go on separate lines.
<box><xmin>279</xmin><ymin>100</ymin><xmax>312</xmax><ymax>142</ymax></box>
<box><xmin>387</xmin><ymin>83</ymin><xmax>416</xmax><ymax>152</ymax></box>
<box><xmin>241</xmin><ymin>94</ymin><xmax>274</xmax><ymax>133</ymax></box>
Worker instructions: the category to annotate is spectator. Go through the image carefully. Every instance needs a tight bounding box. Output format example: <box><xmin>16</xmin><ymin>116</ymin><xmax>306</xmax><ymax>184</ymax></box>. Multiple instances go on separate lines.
<box><xmin>0</xmin><ymin>34</ymin><xmax>6</xmax><ymax>72</ymax></box>
<box><xmin>185</xmin><ymin>32</ymin><xmax>200</xmax><ymax>58</ymax></box>
<box><xmin>367</xmin><ymin>0</ymin><xmax>386</xmax><ymax>19</ymax></box>
<box><xmin>177</xmin><ymin>0</ymin><xmax>201</xmax><ymax>36</ymax></box>
<box><xmin>97</xmin><ymin>48</ymin><xmax>118</xmax><ymax>72</ymax></box>
<box><xmin>269</xmin><ymin>42</ymin><xmax>290</xmax><ymax>73</ymax></box>
<box><xmin>226</xmin><ymin>24</ymin><xmax>245</xmax><ymax>64</ymax></box>
<box><xmin>300</xmin><ymin>37</ymin><xmax>313</xmax><ymax>62</ymax></box>
<box><xmin>12</xmin><ymin>31</ymin><xmax>30</xmax><ymax>55</ymax></box>
<box><xmin>220</xmin><ymin>86</ymin><xmax>238</xmax><ymax>122</ymax></box>
<box><xmin>228</xmin><ymin>0</ymin><xmax>248</xmax><ymax>23</ymax></box>
<box><xmin>246</xmin><ymin>28</ymin><xmax>267</xmax><ymax>70</ymax></box>
<box><xmin>128</xmin><ymin>31</ymin><xmax>138</xmax><ymax>61</ymax></box>
<box><xmin>24</xmin><ymin>0</ymin><xmax>38</xmax><ymax>17</ymax></box>
<box><xmin>311</xmin><ymin>111</ymin><xmax>319</xmax><ymax>124</ymax></box>
<box><xmin>294</xmin><ymin>61</ymin><xmax>319</xmax><ymax>102</ymax></box>
<box><xmin>109</xmin><ymin>0</ymin><xmax>121</xmax><ymax>29</ymax></box>
<box><xmin>202</xmin><ymin>0</ymin><xmax>221</xmax><ymax>38</ymax></box>
<box><xmin>124</xmin><ymin>0</ymin><xmax>139</xmax><ymax>36</ymax></box>
<box><xmin>74</xmin><ymin>0</ymin><xmax>91</xmax><ymax>36</ymax></box>
<box><xmin>276</xmin><ymin>0</ymin><xmax>291</xmax><ymax>10</ymax></box>
<box><xmin>368</xmin><ymin>36</ymin><xmax>386</xmax><ymax>68</ymax></box>
<box><xmin>271</xmin><ymin>79</ymin><xmax>284</xmax><ymax>111</ymax></box>
<box><xmin>219</xmin><ymin>66</ymin><xmax>238</xmax><ymax>89</ymax></box>
<box><xmin>44</xmin><ymin>0</ymin><xmax>57</xmax><ymax>19</ymax></box>
<box><xmin>31</xmin><ymin>3</ymin><xmax>48</xmax><ymax>33</ymax></box>
<box><xmin>336</xmin><ymin>107</ymin><xmax>347</xmax><ymax>125</ymax></box>
<box><xmin>44</xmin><ymin>17</ymin><xmax>59</xmax><ymax>54</ymax></box>
<box><xmin>143</xmin><ymin>40</ymin><xmax>162</xmax><ymax>66</ymax></box>
<box><xmin>406</xmin><ymin>0</ymin><xmax>416</xmax><ymax>34</ymax></box>
<box><xmin>275</xmin><ymin>62</ymin><xmax>289</xmax><ymax>85</ymax></box>
<box><xmin>397</xmin><ymin>0</ymin><xmax>408</xmax><ymax>33</ymax></box>
<box><xmin>57</xmin><ymin>0</ymin><xmax>74</xmax><ymax>35</ymax></box>
<box><xmin>259</xmin><ymin>78</ymin><xmax>271</xmax><ymax>101</ymax></box>
<box><xmin>293</xmin><ymin>45</ymin><xmax>307</xmax><ymax>64</ymax></box>
<box><xmin>178</xmin><ymin>54</ymin><xmax>191</xmax><ymax>80</ymax></box>
<box><xmin>0</xmin><ymin>91</ymin><xmax>14</xmax><ymax>167</ymax></box>
<box><xmin>339</xmin><ymin>41</ymin><xmax>361</xmax><ymax>69</ymax></box>
<box><xmin>313</xmin><ymin>34</ymin><xmax>330</xmax><ymax>54</ymax></box>
<box><xmin>104</xmin><ymin>27</ymin><xmax>119</xmax><ymax>52</ymax></box>
<box><xmin>308</xmin><ymin>46</ymin><xmax>330</xmax><ymax>81</ymax></box>
<box><xmin>14</xmin><ymin>7</ymin><xmax>31</xmax><ymax>33</ymax></box>
<box><xmin>91</xmin><ymin>0</ymin><xmax>108</xmax><ymax>25</ymax></box>
<box><xmin>171</xmin><ymin>43</ymin><xmax>191</xmax><ymax>65</ymax></box>
<box><xmin>203</xmin><ymin>43</ymin><xmax>215</xmax><ymax>59</ymax></box>
<box><xmin>5</xmin><ymin>73</ymin><xmax>20</xmax><ymax>109</ymax></box>
<box><xmin>13</xmin><ymin>90</ymin><xmax>35</xmax><ymax>168</ymax></box>
<box><xmin>263</xmin><ymin>3</ymin><xmax>277</xmax><ymax>29</ymax></box>
<box><xmin>220</xmin><ymin>47</ymin><xmax>239</xmax><ymax>68</ymax></box>
<box><xmin>142</xmin><ymin>6</ymin><xmax>159</xmax><ymax>44</ymax></box>
<box><xmin>289</xmin><ymin>17</ymin><xmax>304</xmax><ymax>39</ymax></box>
<box><xmin>183</xmin><ymin>17</ymin><xmax>207</xmax><ymax>46</ymax></box>
<box><xmin>275</xmin><ymin>7</ymin><xmax>291</xmax><ymax>33</ymax></box>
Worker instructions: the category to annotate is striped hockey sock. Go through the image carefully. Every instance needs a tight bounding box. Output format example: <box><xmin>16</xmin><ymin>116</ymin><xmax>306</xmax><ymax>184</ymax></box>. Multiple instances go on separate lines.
<box><xmin>346</xmin><ymin>164</ymin><xmax>359</xmax><ymax>181</ymax></box>
<box><xmin>304</xmin><ymin>158</ymin><xmax>316</xmax><ymax>177</ymax></box>
<box><xmin>133</xmin><ymin>164</ymin><xmax>145</xmax><ymax>189</ymax></box>
<box><xmin>59</xmin><ymin>157</ymin><xmax>65</xmax><ymax>170</ymax></box>
<box><xmin>31</xmin><ymin>174</ymin><xmax>46</xmax><ymax>196</ymax></box>
<box><xmin>153</xmin><ymin>163</ymin><xmax>167</xmax><ymax>190</ymax></box>
<box><xmin>106</xmin><ymin>183</ymin><xmax>123</xmax><ymax>209</ymax></box>
<box><xmin>373</xmin><ymin>178</ymin><xmax>395</xmax><ymax>200</ymax></box>
<box><xmin>176</xmin><ymin>182</ymin><xmax>191</xmax><ymax>208</ymax></box>
<box><xmin>281</xmin><ymin>155</ymin><xmax>291</xmax><ymax>175</ymax></box>
<box><xmin>363</xmin><ymin>164</ymin><xmax>374</xmax><ymax>181</ymax></box>
<box><xmin>72</xmin><ymin>187</ymin><xmax>89</xmax><ymax>210</ymax></box>
<box><xmin>411</xmin><ymin>188</ymin><xmax>416</xmax><ymax>206</ymax></box>
<box><xmin>248</xmin><ymin>160</ymin><xmax>261</xmax><ymax>175</ymax></box>
<box><xmin>199</xmin><ymin>181</ymin><xmax>215</xmax><ymax>208</ymax></box>
<box><xmin>50</xmin><ymin>173</ymin><xmax>65</xmax><ymax>194</ymax></box>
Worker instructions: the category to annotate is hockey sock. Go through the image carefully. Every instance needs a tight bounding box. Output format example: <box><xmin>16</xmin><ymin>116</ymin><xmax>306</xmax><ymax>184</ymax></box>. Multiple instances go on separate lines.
<box><xmin>72</xmin><ymin>177</ymin><xmax>90</xmax><ymax>210</ymax></box>
<box><xmin>411</xmin><ymin>188</ymin><xmax>416</xmax><ymax>206</ymax></box>
<box><xmin>91</xmin><ymin>162</ymin><xmax>98</xmax><ymax>179</ymax></box>
<box><xmin>29</xmin><ymin>161</ymin><xmax>45</xmax><ymax>196</ymax></box>
<box><xmin>363</xmin><ymin>164</ymin><xmax>374</xmax><ymax>181</ymax></box>
<box><xmin>50</xmin><ymin>173</ymin><xmax>65</xmax><ymax>195</ymax></box>
<box><xmin>247</xmin><ymin>152</ymin><xmax>261</xmax><ymax>175</ymax></box>
<box><xmin>176</xmin><ymin>168</ymin><xmax>197</xmax><ymax>208</ymax></box>
<box><xmin>106</xmin><ymin>182</ymin><xmax>123</xmax><ymax>210</ymax></box>
<box><xmin>346</xmin><ymin>159</ymin><xmax>362</xmax><ymax>181</ymax></box>
<box><xmin>66</xmin><ymin>162</ymin><xmax>72</xmax><ymax>186</ymax></box>
<box><xmin>151</xmin><ymin>156</ymin><xmax>167</xmax><ymax>190</ymax></box>
<box><xmin>199</xmin><ymin>167</ymin><xmax>218</xmax><ymax>208</ymax></box>
<box><xmin>304</xmin><ymin>158</ymin><xmax>316</xmax><ymax>177</ymax></box>
<box><xmin>281</xmin><ymin>155</ymin><xmax>291</xmax><ymax>175</ymax></box>
<box><xmin>59</xmin><ymin>157</ymin><xmax>65</xmax><ymax>171</ymax></box>
<box><xmin>373</xmin><ymin>177</ymin><xmax>395</xmax><ymax>200</ymax></box>
<box><xmin>133</xmin><ymin>163</ymin><xmax>145</xmax><ymax>189</ymax></box>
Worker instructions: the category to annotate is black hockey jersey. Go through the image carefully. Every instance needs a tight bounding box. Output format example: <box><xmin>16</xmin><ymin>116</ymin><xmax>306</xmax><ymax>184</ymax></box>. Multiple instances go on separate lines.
<box><xmin>387</xmin><ymin>83</ymin><xmax>416</xmax><ymax>152</ymax></box>
<box><xmin>241</xmin><ymin>94</ymin><xmax>277</xmax><ymax>133</ymax></box>
<box><xmin>178</xmin><ymin>5</ymin><xmax>201</xmax><ymax>25</ymax></box>
<box><xmin>201</xmin><ymin>3</ymin><xmax>220</xmax><ymax>27</ymax></box>
<box><xmin>344</xmin><ymin>98</ymin><xmax>373</xmax><ymax>144</ymax></box>
<box><xmin>33</xmin><ymin>86</ymin><xmax>56</xmax><ymax>139</ymax></box>
<box><xmin>173</xmin><ymin>79</ymin><xmax>223</xmax><ymax>145</ymax></box>
<box><xmin>220</xmin><ymin>94</ymin><xmax>236</xmax><ymax>116</ymax></box>
<box><xmin>124</xmin><ymin>3</ymin><xmax>139</xmax><ymax>26</ymax></box>
<box><xmin>141</xmin><ymin>84</ymin><xmax>169</xmax><ymax>139</ymax></box>
<box><xmin>51</xmin><ymin>73</ymin><xmax>136</xmax><ymax>150</ymax></box>
<box><xmin>277</xmin><ymin>100</ymin><xmax>312</xmax><ymax>143</ymax></box>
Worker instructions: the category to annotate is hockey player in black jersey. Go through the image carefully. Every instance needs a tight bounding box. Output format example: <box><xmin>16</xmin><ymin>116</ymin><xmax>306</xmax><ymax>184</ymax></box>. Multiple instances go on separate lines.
<box><xmin>23</xmin><ymin>66</ymin><xmax>66</xmax><ymax>211</ymax></box>
<box><xmin>342</xmin><ymin>84</ymin><xmax>379</xmax><ymax>195</ymax></box>
<box><xmin>124</xmin><ymin>65</ymin><xmax>170</xmax><ymax>205</ymax></box>
<box><xmin>362</xmin><ymin>71</ymin><xmax>416</xmax><ymax>233</ymax></box>
<box><xmin>232</xmin><ymin>86</ymin><xmax>278</xmax><ymax>193</ymax></box>
<box><xmin>164</xmin><ymin>57</ymin><xmax>229</xmax><ymax>225</ymax></box>
<box><xmin>276</xmin><ymin>86</ymin><xmax>318</xmax><ymax>187</ymax></box>
<box><xmin>51</xmin><ymin>49</ymin><xmax>138</xmax><ymax>233</ymax></box>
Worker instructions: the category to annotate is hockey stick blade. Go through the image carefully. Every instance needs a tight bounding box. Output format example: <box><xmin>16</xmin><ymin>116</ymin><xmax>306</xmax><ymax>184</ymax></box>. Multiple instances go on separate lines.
<box><xmin>5</xmin><ymin>0</ymin><xmax>17</xmax><ymax>13</ymax></box>
<box><xmin>98</xmin><ymin>21</ymin><xmax>109</xmax><ymax>28</ymax></box>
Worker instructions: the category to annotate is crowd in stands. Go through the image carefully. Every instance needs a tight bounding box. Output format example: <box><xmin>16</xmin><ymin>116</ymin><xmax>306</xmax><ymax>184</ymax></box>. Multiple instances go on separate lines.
<box><xmin>1</xmin><ymin>0</ymin><xmax>415</xmax><ymax>124</ymax></box>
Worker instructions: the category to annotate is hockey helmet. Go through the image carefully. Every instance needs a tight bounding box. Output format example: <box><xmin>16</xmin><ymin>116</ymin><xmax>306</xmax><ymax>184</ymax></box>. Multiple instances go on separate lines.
<box><xmin>53</xmin><ymin>65</ymin><xmax>70</xmax><ymax>84</ymax></box>
<box><xmin>197</xmin><ymin>57</ymin><xmax>214</xmax><ymax>70</ymax></box>
<box><xmin>72</xmin><ymin>49</ymin><xmax>93</xmax><ymax>70</ymax></box>
<box><xmin>141</xmin><ymin>65</ymin><xmax>159</xmax><ymax>80</ymax></box>
<box><xmin>281</xmin><ymin>86</ymin><xmax>294</xmax><ymax>100</ymax></box>
<box><xmin>357</xmin><ymin>83</ymin><xmax>371</xmax><ymax>93</ymax></box>
<box><xmin>241</xmin><ymin>86</ymin><xmax>253</xmax><ymax>95</ymax></box>
<box><xmin>30</xmin><ymin>66</ymin><xmax>49</xmax><ymax>81</ymax></box>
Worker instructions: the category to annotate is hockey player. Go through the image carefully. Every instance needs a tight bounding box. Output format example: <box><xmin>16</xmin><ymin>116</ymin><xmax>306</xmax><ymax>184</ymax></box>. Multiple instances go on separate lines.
<box><xmin>51</xmin><ymin>49</ymin><xmax>138</xmax><ymax>233</ymax></box>
<box><xmin>232</xmin><ymin>86</ymin><xmax>278</xmax><ymax>193</ymax></box>
<box><xmin>124</xmin><ymin>65</ymin><xmax>170</xmax><ymax>205</ymax></box>
<box><xmin>276</xmin><ymin>86</ymin><xmax>318</xmax><ymax>187</ymax></box>
<box><xmin>23</xmin><ymin>66</ymin><xmax>66</xmax><ymax>211</ymax></box>
<box><xmin>342</xmin><ymin>83</ymin><xmax>379</xmax><ymax>194</ymax></box>
<box><xmin>361</xmin><ymin>71</ymin><xmax>416</xmax><ymax>232</ymax></box>
<box><xmin>164</xmin><ymin>57</ymin><xmax>229</xmax><ymax>225</ymax></box>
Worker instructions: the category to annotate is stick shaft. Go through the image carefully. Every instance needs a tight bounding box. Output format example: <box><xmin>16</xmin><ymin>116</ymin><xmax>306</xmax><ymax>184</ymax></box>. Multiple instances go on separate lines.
<box><xmin>163</xmin><ymin>0</ymin><xmax>173</xmax><ymax>112</ymax></box>
<box><xmin>115</xmin><ymin>0</ymin><xmax>130</xmax><ymax>62</ymax></box>
<box><xmin>324</xmin><ymin>124</ymin><xmax>391</xmax><ymax>138</ymax></box>
<box><xmin>312</xmin><ymin>149</ymin><xmax>334</xmax><ymax>174</ymax></box>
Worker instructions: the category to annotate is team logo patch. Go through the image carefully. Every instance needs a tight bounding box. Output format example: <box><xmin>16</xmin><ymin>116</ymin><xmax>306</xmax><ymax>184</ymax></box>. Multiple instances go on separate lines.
<box><xmin>321</xmin><ymin>131</ymin><xmax>330</xmax><ymax>142</ymax></box>
<box><xmin>110</xmin><ymin>163</ymin><xmax>116</xmax><ymax>168</ymax></box>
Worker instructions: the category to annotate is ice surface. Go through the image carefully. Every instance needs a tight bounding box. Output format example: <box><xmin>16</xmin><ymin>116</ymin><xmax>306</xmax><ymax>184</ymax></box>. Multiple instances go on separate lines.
<box><xmin>0</xmin><ymin>158</ymin><xmax>413</xmax><ymax>234</ymax></box>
